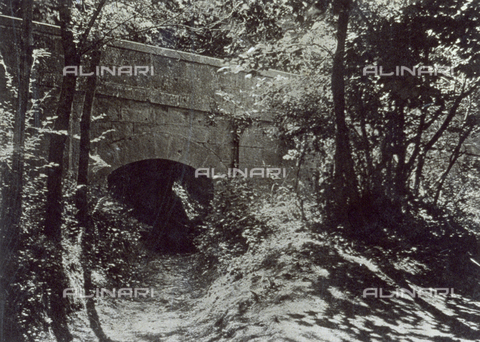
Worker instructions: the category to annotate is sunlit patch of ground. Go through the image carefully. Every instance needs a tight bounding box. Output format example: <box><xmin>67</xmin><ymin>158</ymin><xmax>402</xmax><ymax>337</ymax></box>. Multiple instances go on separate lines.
<box><xmin>38</xmin><ymin>200</ymin><xmax>480</xmax><ymax>342</ymax></box>
<box><xmin>181</xmin><ymin>207</ymin><xmax>480</xmax><ymax>342</ymax></box>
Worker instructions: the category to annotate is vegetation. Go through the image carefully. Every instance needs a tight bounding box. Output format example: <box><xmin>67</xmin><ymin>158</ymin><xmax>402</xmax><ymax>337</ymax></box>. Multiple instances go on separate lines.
<box><xmin>194</xmin><ymin>178</ymin><xmax>272</xmax><ymax>268</ymax></box>
<box><xmin>0</xmin><ymin>0</ymin><xmax>479</xmax><ymax>341</ymax></box>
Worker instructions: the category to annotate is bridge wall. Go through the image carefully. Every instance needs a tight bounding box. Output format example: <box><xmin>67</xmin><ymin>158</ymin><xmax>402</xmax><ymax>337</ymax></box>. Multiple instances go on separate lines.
<box><xmin>0</xmin><ymin>15</ymin><xmax>287</xmax><ymax>181</ymax></box>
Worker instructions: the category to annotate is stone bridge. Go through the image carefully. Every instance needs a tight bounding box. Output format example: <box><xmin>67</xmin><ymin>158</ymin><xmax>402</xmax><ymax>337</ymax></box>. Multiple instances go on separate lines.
<box><xmin>0</xmin><ymin>15</ymin><xmax>288</xmax><ymax>181</ymax></box>
<box><xmin>0</xmin><ymin>15</ymin><xmax>290</xmax><ymax>251</ymax></box>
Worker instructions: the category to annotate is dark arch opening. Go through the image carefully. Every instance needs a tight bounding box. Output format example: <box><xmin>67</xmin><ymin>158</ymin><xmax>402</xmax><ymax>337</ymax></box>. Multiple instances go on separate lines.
<box><xmin>107</xmin><ymin>159</ymin><xmax>213</xmax><ymax>254</ymax></box>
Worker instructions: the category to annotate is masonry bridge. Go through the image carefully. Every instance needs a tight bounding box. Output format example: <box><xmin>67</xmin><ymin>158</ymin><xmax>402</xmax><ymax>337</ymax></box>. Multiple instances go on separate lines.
<box><xmin>0</xmin><ymin>15</ymin><xmax>289</xmax><ymax>252</ymax></box>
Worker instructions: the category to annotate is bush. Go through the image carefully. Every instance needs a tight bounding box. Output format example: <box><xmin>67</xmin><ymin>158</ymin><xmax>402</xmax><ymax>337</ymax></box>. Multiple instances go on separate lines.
<box><xmin>91</xmin><ymin>194</ymin><xmax>147</xmax><ymax>288</ymax></box>
<box><xmin>9</xmin><ymin>174</ymin><xmax>62</xmax><ymax>341</ymax></box>
<box><xmin>194</xmin><ymin>178</ymin><xmax>271</xmax><ymax>269</ymax></box>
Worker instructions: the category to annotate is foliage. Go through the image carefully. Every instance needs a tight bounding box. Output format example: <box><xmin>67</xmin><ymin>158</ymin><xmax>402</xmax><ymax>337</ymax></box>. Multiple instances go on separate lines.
<box><xmin>89</xmin><ymin>192</ymin><xmax>147</xmax><ymax>288</ymax></box>
<box><xmin>190</xmin><ymin>183</ymin><xmax>480</xmax><ymax>341</ymax></box>
<box><xmin>2</xmin><ymin>179</ymin><xmax>145</xmax><ymax>341</ymax></box>
<box><xmin>194</xmin><ymin>178</ymin><xmax>271</xmax><ymax>269</ymax></box>
<box><xmin>9</xmin><ymin>180</ymin><xmax>51</xmax><ymax>342</ymax></box>
<box><xmin>0</xmin><ymin>46</ymin><xmax>60</xmax><ymax>341</ymax></box>
<box><xmin>230</xmin><ymin>0</ymin><xmax>480</xmax><ymax>235</ymax></box>
<box><xmin>158</xmin><ymin>0</ymin><xmax>296</xmax><ymax>57</ymax></box>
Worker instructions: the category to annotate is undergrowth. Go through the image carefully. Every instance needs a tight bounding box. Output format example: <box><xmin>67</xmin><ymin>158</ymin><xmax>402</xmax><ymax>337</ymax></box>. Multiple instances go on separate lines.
<box><xmin>187</xmin><ymin>180</ymin><xmax>480</xmax><ymax>341</ymax></box>
<box><xmin>194</xmin><ymin>178</ymin><xmax>273</xmax><ymax>271</ymax></box>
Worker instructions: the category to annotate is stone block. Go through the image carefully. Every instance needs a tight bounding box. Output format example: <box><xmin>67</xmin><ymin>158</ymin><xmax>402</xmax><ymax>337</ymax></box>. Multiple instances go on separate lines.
<box><xmin>151</xmin><ymin>55</ymin><xmax>187</xmax><ymax>94</ymax></box>
<box><xmin>132</xmin><ymin>123</ymin><xmax>155</xmax><ymax>136</ymax></box>
<box><xmin>166</xmin><ymin>107</ymin><xmax>189</xmax><ymax>125</ymax></box>
<box><xmin>189</xmin><ymin>126</ymin><xmax>210</xmax><ymax>144</ymax></box>
<box><xmin>262</xmin><ymin>147</ymin><xmax>285</xmax><ymax>166</ymax></box>
<box><xmin>108</xmin><ymin>134</ymin><xmax>156</xmax><ymax>167</ymax></box>
<box><xmin>91</xmin><ymin>121</ymin><xmax>113</xmax><ymax>138</ymax></box>
<box><xmin>93</xmin><ymin>95</ymin><xmax>121</xmax><ymax>121</ymax></box>
<box><xmin>241</xmin><ymin>127</ymin><xmax>270</xmax><ymax>148</ymax></box>
<box><xmin>166</xmin><ymin>135</ymin><xmax>188</xmax><ymax>160</ymax></box>
<box><xmin>120</xmin><ymin>101</ymin><xmax>152</xmax><ymax>123</ymax></box>
<box><xmin>152</xmin><ymin>131</ymin><xmax>172</xmax><ymax>159</ymax></box>
<box><xmin>153</xmin><ymin>104</ymin><xmax>169</xmax><ymax>125</ymax></box>
<box><xmin>240</xmin><ymin>146</ymin><xmax>264</xmax><ymax>168</ymax></box>
<box><xmin>108</xmin><ymin>122</ymin><xmax>133</xmax><ymax>142</ymax></box>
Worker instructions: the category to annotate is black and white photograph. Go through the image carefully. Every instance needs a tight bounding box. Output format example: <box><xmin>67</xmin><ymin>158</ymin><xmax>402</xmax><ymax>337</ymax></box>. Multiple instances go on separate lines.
<box><xmin>0</xmin><ymin>0</ymin><xmax>479</xmax><ymax>341</ymax></box>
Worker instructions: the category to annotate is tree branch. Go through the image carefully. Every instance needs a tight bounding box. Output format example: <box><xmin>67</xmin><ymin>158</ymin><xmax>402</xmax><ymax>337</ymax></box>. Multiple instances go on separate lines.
<box><xmin>424</xmin><ymin>81</ymin><xmax>479</xmax><ymax>153</ymax></box>
<box><xmin>78</xmin><ymin>0</ymin><xmax>108</xmax><ymax>53</ymax></box>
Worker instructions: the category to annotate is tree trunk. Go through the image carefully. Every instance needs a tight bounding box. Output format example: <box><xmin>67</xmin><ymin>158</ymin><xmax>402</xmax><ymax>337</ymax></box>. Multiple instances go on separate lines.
<box><xmin>0</xmin><ymin>1</ymin><xmax>33</xmax><ymax>340</ymax></box>
<box><xmin>43</xmin><ymin>1</ymin><xmax>78</xmax><ymax>341</ymax></box>
<box><xmin>230</xmin><ymin>119</ymin><xmax>240</xmax><ymax>169</ymax></box>
<box><xmin>75</xmin><ymin>49</ymin><xmax>111</xmax><ymax>342</ymax></box>
<box><xmin>329</xmin><ymin>0</ymin><xmax>358</xmax><ymax>222</ymax></box>
<box><xmin>393</xmin><ymin>103</ymin><xmax>407</xmax><ymax>206</ymax></box>
<box><xmin>434</xmin><ymin>123</ymin><xmax>475</xmax><ymax>205</ymax></box>
<box><xmin>412</xmin><ymin>85</ymin><xmax>475</xmax><ymax>197</ymax></box>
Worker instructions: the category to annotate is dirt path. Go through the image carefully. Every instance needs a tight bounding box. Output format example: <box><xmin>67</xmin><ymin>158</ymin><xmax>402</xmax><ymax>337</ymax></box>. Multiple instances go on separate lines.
<box><xmin>51</xmin><ymin>243</ymin><xmax>480</xmax><ymax>342</ymax></box>
<box><xmin>94</xmin><ymin>254</ymin><xmax>203</xmax><ymax>342</ymax></box>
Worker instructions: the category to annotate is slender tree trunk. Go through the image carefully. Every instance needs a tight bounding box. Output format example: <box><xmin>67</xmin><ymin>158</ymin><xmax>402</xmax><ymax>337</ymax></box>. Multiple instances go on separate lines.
<box><xmin>406</xmin><ymin>109</ymin><xmax>426</xmax><ymax>194</ymax></box>
<box><xmin>0</xmin><ymin>1</ymin><xmax>33</xmax><ymax>340</ymax></box>
<box><xmin>295</xmin><ymin>137</ymin><xmax>307</xmax><ymax>223</ymax></box>
<box><xmin>230</xmin><ymin>120</ymin><xmax>240</xmax><ymax>169</ymax></box>
<box><xmin>393</xmin><ymin>103</ymin><xmax>407</xmax><ymax>207</ymax></box>
<box><xmin>75</xmin><ymin>49</ymin><xmax>111</xmax><ymax>342</ymax></box>
<box><xmin>43</xmin><ymin>1</ymin><xmax>78</xmax><ymax>341</ymax></box>
<box><xmin>329</xmin><ymin>0</ymin><xmax>358</xmax><ymax>222</ymax></box>
<box><xmin>434</xmin><ymin>124</ymin><xmax>474</xmax><ymax>204</ymax></box>
<box><xmin>413</xmin><ymin>152</ymin><xmax>425</xmax><ymax>197</ymax></box>
<box><xmin>412</xmin><ymin>88</ymin><xmax>474</xmax><ymax>198</ymax></box>
<box><xmin>358</xmin><ymin>94</ymin><xmax>374</xmax><ymax>194</ymax></box>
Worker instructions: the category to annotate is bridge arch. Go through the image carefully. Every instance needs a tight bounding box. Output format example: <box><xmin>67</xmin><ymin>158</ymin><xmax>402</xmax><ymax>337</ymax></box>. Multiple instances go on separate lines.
<box><xmin>91</xmin><ymin>117</ymin><xmax>231</xmax><ymax>182</ymax></box>
<box><xmin>107</xmin><ymin>158</ymin><xmax>214</xmax><ymax>253</ymax></box>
